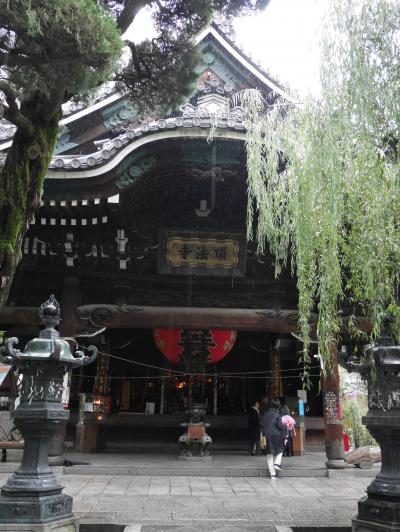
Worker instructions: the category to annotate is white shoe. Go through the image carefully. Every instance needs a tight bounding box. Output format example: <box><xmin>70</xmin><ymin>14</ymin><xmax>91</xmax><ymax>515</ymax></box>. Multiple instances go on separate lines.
<box><xmin>274</xmin><ymin>464</ymin><xmax>282</xmax><ymax>471</ymax></box>
<box><xmin>270</xmin><ymin>475</ymin><xmax>277</xmax><ymax>480</ymax></box>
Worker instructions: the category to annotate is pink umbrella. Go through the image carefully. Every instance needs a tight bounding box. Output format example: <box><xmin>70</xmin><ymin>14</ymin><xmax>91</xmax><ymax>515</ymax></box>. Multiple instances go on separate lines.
<box><xmin>281</xmin><ymin>414</ymin><xmax>296</xmax><ymax>430</ymax></box>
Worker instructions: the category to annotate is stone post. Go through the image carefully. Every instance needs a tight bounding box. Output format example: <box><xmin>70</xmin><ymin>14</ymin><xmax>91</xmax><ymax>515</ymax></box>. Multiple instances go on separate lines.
<box><xmin>0</xmin><ymin>295</ymin><xmax>97</xmax><ymax>529</ymax></box>
<box><xmin>340</xmin><ymin>330</ymin><xmax>400</xmax><ymax>531</ymax></box>
<box><xmin>322</xmin><ymin>346</ymin><xmax>346</xmax><ymax>469</ymax></box>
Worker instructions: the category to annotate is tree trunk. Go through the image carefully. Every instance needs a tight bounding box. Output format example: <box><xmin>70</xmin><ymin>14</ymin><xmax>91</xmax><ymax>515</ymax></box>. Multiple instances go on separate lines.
<box><xmin>0</xmin><ymin>92</ymin><xmax>62</xmax><ymax>309</ymax></box>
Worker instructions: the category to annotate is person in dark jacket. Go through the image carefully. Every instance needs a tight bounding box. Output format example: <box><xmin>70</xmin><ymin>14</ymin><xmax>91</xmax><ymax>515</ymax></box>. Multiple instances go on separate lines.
<box><xmin>279</xmin><ymin>397</ymin><xmax>290</xmax><ymax>417</ymax></box>
<box><xmin>261</xmin><ymin>398</ymin><xmax>285</xmax><ymax>479</ymax></box>
<box><xmin>248</xmin><ymin>400</ymin><xmax>261</xmax><ymax>455</ymax></box>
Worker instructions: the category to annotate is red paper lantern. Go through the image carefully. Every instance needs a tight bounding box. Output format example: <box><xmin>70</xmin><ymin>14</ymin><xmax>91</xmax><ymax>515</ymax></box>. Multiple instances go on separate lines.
<box><xmin>153</xmin><ymin>328</ymin><xmax>237</xmax><ymax>364</ymax></box>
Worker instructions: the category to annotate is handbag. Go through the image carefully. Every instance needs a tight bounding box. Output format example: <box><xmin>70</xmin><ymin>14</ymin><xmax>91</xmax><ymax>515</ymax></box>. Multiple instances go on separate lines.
<box><xmin>260</xmin><ymin>434</ymin><xmax>267</xmax><ymax>449</ymax></box>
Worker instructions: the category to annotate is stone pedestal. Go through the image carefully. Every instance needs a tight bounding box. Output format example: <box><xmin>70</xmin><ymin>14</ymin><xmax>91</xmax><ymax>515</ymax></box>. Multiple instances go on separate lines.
<box><xmin>340</xmin><ymin>330</ymin><xmax>400</xmax><ymax>531</ymax></box>
<box><xmin>0</xmin><ymin>295</ymin><xmax>97</xmax><ymax>528</ymax></box>
<box><xmin>0</xmin><ymin>400</ymin><xmax>73</xmax><ymax>524</ymax></box>
<box><xmin>355</xmin><ymin>382</ymin><xmax>400</xmax><ymax>529</ymax></box>
<box><xmin>353</xmin><ymin>515</ymin><xmax>400</xmax><ymax>531</ymax></box>
<box><xmin>0</xmin><ymin>515</ymin><xmax>78</xmax><ymax>531</ymax></box>
<box><xmin>0</xmin><ymin>492</ymin><xmax>72</xmax><ymax>525</ymax></box>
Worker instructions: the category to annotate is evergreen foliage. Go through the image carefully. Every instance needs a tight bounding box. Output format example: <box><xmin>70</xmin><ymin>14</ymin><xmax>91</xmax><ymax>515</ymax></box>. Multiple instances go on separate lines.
<box><xmin>115</xmin><ymin>0</ymin><xmax>270</xmax><ymax>113</ymax></box>
<box><xmin>0</xmin><ymin>0</ymin><xmax>122</xmax><ymax>98</ymax></box>
<box><xmin>233</xmin><ymin>0</ymin><xmax>400</xmax><ymax>372</ymax></box>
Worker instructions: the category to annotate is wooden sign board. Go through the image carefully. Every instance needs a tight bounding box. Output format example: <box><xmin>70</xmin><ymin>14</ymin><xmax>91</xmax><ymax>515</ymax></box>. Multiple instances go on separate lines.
<box><xmin>158</xmin><ymin>231</ymin><xmax>246</xmax><ymax>277</ymax></box>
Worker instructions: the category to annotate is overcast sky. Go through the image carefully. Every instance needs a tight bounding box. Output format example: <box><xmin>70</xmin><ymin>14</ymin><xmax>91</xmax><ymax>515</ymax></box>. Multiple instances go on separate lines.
<box><xmin>234</xmin><ymin>0</ymin><xmax>330</xmax><ymax>95</ymax></box>
<box><xmin>127</xmin><ymin>0</ymin><xmax>331</xmax><ymax>96</ymax></box>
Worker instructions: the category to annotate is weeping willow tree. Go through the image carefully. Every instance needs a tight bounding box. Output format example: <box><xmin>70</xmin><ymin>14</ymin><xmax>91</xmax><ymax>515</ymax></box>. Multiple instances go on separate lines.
<box><xmin>238</xmin><ymin>0</ymin><xmax>400</xmax><ymax>372</ymax></box>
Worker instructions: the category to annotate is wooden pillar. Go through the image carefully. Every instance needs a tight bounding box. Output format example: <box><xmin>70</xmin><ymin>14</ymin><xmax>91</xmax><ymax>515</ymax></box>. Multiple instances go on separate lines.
<box><xmin>93</xmin><ymin>341</ymin><xmax>110</xmax><ymax>420</ymax></box>
<box><xmin>213</xmin><ymin>369</ymin><xmax>218</xmax><ymax>416</ymax></box>
<box><xmin>160</xmin><ymin>376</ymin><xmax>165</xmax><ymax>415</ymax></box>
<box><xmin>321</xmin><ymin>346</ymin><xmax>346</xmax><ymax>469</ymax></box>
<box><xmin>49</xmin><ymin>277</ymin><xmax>79</xmax><ymax>465</ymax></box>
<box><xmin>121</xmin><ymin>379</ymin><xmax>131</xmax><ymax>411</ymax></box>
<box><xmin>241</xmin><ymin>377</ymin><xmax>246</xmax><ymax>410</ymax></box>
<box><xmin>59</xmin><ymin>277</ymin><xmax>79</xmax><ymax>338</ymax></box>
<box><xmin>76</xmin><ymin>335</ymin><xmax>108</xmax><ymax>453</ymax></box>
<box><xmin>271</xmin><ymin>348</ymin><xmax>283</xmax><ymax>398</ymax></box>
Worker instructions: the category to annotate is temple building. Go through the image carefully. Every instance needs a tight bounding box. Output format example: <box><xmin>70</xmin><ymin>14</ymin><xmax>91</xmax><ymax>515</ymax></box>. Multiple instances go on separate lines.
<box><xmin>0</xmin><ymin>21</ymin><xmax>344</xmax><ymax>462</ymax></box>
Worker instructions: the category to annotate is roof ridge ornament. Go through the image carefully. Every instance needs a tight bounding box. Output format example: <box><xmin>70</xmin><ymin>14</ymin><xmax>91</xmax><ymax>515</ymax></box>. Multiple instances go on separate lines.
<box><xmin>197</xmin><ymin>73</ymin><xmax>233</xmax><ymax>96</ymax></box>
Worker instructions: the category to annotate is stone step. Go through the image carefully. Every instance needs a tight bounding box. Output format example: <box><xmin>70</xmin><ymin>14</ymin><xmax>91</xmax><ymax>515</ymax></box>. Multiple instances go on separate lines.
<box><xmin>62</xmin><ymin>465</ymin><xmax>328</xmax><ymax>477</ymax></box>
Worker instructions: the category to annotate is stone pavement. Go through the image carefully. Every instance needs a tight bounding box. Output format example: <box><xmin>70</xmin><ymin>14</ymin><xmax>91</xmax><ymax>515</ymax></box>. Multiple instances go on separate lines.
<box><xmin>62</xmin><ymin>472</ymin><xmax>370</xmax><ymax>530</ymax></box>
<box><xmin>0</xmin><ymin>469</ymin><xmax>370</xmax><ymax>530</ymax></box>
<box><xmin>0</xmin><ymin>452</ymin><xmax>377</xmax><ymax>530</ymax></box>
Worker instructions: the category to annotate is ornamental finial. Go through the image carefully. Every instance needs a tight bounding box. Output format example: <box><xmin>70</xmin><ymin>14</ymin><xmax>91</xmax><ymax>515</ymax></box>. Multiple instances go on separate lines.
<box><xmin>38</xmin><ymin>295</ymin><xmax>61</xmax><ymax>330</ymax></box>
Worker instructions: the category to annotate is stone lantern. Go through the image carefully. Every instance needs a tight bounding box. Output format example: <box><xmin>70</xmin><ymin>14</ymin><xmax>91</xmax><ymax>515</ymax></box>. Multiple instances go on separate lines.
<box><xmin>0</xmin><ymin>295</ymin><xmax>97</xmax><ymax>529</ymax></box>
<box><xmin>340</xmin><ymin>327</ymin><xmax>400</xmax><ymax>532</ymax></box>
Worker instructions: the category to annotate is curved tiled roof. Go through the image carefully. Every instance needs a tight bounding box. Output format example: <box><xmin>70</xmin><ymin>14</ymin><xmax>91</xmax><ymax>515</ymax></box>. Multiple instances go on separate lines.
<box><xmin>0</xmin><ymin>23</ymin><xmax>291</xmax><ymax>177</ymax></box>
<box><xmin>47</xmin><ymin>106</ymin><xmax>245</xmax><ymax>173</ymax></box>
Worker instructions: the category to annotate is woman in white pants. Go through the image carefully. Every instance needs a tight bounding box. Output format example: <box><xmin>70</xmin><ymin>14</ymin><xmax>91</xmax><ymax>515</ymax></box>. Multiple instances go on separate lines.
<box><xmin>260</xmin><ymin>399</ymin><xmax>285</xmax><ymax>479</ymax></box>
